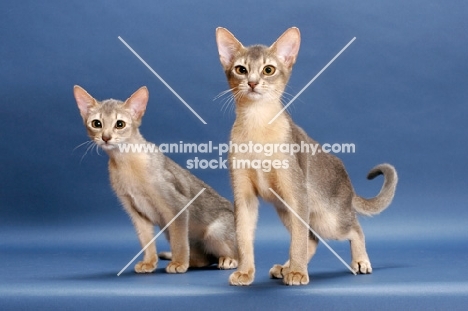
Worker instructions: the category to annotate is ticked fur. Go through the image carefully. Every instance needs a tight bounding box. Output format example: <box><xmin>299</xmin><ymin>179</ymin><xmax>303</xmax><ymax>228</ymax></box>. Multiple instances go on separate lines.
<box><xmin>74</xmin><ymin>86</ymin><xmax>238</xmax><ymax>274</ymax></box>
<box><xmin>216</xmin><ymin>27</ymin><xmax>398</xmax><ymax>286</ymax></box>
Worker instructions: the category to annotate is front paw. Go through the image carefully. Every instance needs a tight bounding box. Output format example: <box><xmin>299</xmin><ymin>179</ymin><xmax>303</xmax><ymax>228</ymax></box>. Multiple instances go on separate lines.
<box><xmin>282</xmin><ymin>267</ymin><xmax>309</xmax><ymax>286</ymax></box>
<box><xmin>229</xmin><ymin>269</ymin><xmax>254</xmax><ymax>286</ymax></box>
<box><xmin>269</xmin><ymin>264</ymin><xmax>285</xmax><ymax>279</ymax></box>
<box><xmin>218</xmin><ymin>257</ymin><xmax>238</xmax><ymax>270</ymax></box>
<box><xmin>134</xmin><ymin>259</ymin><xmax>157</xmax><ymax>273</ymax></box>
<box><xmin>351</xmin><ymin>260</ymin><xmax>372</xmax><ymax>274</ymax></box>
<box><xmin>166</xmin><ymin>261</ymin><xmax>188</xmax><ymax>273</ymax></box>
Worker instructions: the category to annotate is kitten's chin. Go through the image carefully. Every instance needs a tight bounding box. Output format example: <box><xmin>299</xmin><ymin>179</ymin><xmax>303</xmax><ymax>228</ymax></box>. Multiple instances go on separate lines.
<box><xmin>246</xmin><ymin>91</ymin><xmax>264</xmax><ymax>100</ymax></box>
<box><xmin>99</xmin><ymin>143</ymin><xmax>117</xmax><ymax>151</ymax></box>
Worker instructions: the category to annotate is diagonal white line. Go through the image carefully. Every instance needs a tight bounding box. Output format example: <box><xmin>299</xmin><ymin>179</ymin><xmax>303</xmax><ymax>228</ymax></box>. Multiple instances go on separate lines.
<box><xmin>118</xmin><ymin>36</ymin><xmax>207</xmax><ymax>125</ymax></box>
<box><xmin>117</xmin><ymin>188</ymin><xmax>206</xmax><ymax>276</ymax></box>
<box><xmin>268</xmin><ymin>188</ymin><xmax>357</xmax><ymax>275</ymax></box>
<box><xmin>268</xmin><ymin>37</ymin><xmax>357</xmax><ymax>124</ymax></box>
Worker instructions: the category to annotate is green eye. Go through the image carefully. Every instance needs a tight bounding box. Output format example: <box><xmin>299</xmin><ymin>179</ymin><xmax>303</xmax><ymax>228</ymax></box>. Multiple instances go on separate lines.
<box><xmin>91</xmin><ymin>120</ymin><xmax>102</xmax><ymax>128</ymax></box>
<box><xmin>262</xmin><ymin>65</ymin><xmax>276</xmax><ymax>76</ymax></box>
<box><xmin>115</xmin><ymin>120</ymin><xmax>126</xmax><ymax>129</ymax></box>
<box><xmin>235</xmin><ymin>65</ymin><xmax>248</xmax><ymax>75</ymax></box>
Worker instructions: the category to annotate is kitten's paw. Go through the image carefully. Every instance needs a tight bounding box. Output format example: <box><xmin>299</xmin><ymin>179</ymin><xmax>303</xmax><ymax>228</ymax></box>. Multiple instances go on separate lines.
<box><xmin>282</xmin><ymin>267</ymin><xmax>309</xmax><ymax>286</ymax></box>
<box><xmin>218</xmin><ymin>257</ymin><xmax>238</xmax><ymax>269</ymax></box>
<box><xmin>351</xmin><ymin>260</ymin><xmax>373</xmax><ymax>274</ymax></box>
<box><xmin>229</xmin><ymin>270</ymin><xmax>254</xmax><ymax>286</ymax></box>
<box><xmin>166</xmin><ymin>261</ymin><xmax>188</xmax><ymax>274</ymax></box>
<box><xmin>269</xmin><ymin>264</ymin><xmax>285</xmax><ymax>279</ymax></box>
<box><xmin>134</xmin><ymin>260</ymin><xmax>157</xmax><ymax>273</ymax></box>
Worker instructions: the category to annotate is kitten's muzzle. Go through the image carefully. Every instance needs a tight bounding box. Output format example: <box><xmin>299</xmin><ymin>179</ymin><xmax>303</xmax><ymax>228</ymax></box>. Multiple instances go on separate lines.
<box><xmin>248</xmin><ymin>82</ymin><xmax>259</xmax><ymax>90</ymax></box>
<box><xmin>102</xmin><ymin>135</ymin><xmax>112</xmax><ymax>143</ymax></box>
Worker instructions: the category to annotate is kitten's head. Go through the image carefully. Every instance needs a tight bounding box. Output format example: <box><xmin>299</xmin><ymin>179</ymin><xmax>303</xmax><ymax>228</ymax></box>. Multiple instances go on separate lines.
<box><xmin>73</xmin><ymin>86</ymin><xmax>148</xmax><ymax>151</ymax></box>
<box><xmin>216</xmin><ymin>27</ymin><xmax>300</xmax><ymax>103</ymax></box>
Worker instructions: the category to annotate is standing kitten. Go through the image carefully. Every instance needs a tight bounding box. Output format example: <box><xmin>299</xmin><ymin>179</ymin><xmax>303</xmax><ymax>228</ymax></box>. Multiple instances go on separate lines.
<box><xmin>216</xmin><ymin>27</ymin><xmax>397</xmax><ymax>286</ymax></box>
<box><xmin>73</xmin><ymin>85</ymin><xmax>237</xmax><ymax>273</ymax></box>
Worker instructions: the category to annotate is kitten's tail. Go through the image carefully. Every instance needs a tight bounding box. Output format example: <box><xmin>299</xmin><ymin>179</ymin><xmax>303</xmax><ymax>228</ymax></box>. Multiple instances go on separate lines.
<box><xmin>352</xmin><ymin>163</ymin><xmax>398</xmax><ymax>216</ymax></box>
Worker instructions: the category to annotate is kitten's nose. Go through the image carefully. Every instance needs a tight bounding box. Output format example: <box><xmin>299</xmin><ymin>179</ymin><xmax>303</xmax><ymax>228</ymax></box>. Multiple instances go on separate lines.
<box><xmin>248</xmin><ymin>82</ymin><xmax>258</xmax><ymax>90</ymax></box>
<box><xmin>102</xmin><ymin>135</ymin><xmax>112</xmax><ymax>143</ymax></box>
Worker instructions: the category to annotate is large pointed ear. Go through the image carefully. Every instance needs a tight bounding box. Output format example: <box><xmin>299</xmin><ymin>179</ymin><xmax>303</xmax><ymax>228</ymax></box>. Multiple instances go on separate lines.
<box><xmin>124</xmin><ymin>86</ymin><xmax>148</xmax><ymax>120</ymax></box>
<box><xmin>216</xmin><ymin>27</ymin><xmax>243</xmax><ymax>69</ymax></box>
<box><xmin>270</xmin><ymin>27</ymin><xmax>301</xmax><ymax>68</ymax></box>
<box><xmin>73</xmin><ymin>85</ymin><xmax>98</xmax><ymax>120</ymax></box>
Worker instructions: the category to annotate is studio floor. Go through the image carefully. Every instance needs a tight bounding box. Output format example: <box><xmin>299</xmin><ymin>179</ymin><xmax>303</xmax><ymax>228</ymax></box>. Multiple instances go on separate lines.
<box><xmin>2</xmin><ymin>208</ymin><xmax>467</xmax><ymax>311</ymax></box>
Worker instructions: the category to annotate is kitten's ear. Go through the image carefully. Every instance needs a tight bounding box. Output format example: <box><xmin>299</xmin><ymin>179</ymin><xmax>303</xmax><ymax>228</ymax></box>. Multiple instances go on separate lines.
<box><xmin>216</xmin><ymin>27</ymin><xmax>243</xmax><ymax>69</ymax></box>
<box><xmin>74</xmin><ymin>85</ymin><xmax>98</xmax><ymax>120</ymax></box>
<box><xmin>270</xmin><ymin>27</ymin><xmax>301</xmax><ymax>68</ymax></box>
<box><xmin>124</xmin><ymin>86</ymin><xmax>148</xmax><ymax>120</ymax></box>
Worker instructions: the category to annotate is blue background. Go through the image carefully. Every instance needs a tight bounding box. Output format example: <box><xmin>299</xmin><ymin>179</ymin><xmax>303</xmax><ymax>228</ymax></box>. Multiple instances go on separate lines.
<box><xmin>1</xmin><ymin>0</ymin><xmax>467</xmax><ymax>309</ymax></box>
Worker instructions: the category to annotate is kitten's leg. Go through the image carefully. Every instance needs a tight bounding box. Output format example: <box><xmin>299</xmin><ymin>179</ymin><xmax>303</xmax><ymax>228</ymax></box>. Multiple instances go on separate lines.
<box><xmin>348</xmin><ymin>222</ymin><xmax>372</xmax><ymax>274</ymax></box>
<box><xmin>270</xmin><ymin>233</ymin><xmax>318</xmax><ymax>280</ymax></box>
<box><xmin>272</xmin><ymin>178</ymin><xmax>310</xmax><ymax>285</ymax></box>
<box><xmin>269</xmin><ymin>206</ymin><xmax>292</xmax><ymax>278</ymax></box>
<box><xmin>283</xmin><ymin>218</ymin><xmax>311</xmax><ymax>286</ymax></box>
<box><xmin>229</xmin><ymin>171</ymin><xmax>259</xmax><ymax>286</ymax></box>
<box><xmin>122</xmin><ymin>198</ymin><xmax>158</xmax><ymax>273</ymax></box>
<box><xmin>165</xmin><ymin>210</ymin><xmax>190</xmax><ymax>273</ymax></box>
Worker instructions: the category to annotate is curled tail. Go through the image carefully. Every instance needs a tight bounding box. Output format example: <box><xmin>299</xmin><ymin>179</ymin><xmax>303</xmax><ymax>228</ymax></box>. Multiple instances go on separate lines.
<box><xmin>352</xmin><ymin>163</ymin><xmax>398</xmax><ymax>216</ymax></box>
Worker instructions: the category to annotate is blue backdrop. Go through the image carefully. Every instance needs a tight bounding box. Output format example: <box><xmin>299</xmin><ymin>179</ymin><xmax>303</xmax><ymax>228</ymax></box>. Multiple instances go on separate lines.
<box><xmin>1</xmin><ymin>0</ymin><xmax>467</xmax><ymax>310</ymax></box>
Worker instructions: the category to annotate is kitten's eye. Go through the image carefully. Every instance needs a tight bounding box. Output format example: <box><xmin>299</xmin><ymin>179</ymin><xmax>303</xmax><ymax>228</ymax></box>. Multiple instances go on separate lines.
<box><xmin>91</xmin><ymin>120</ymin><xmax>102</xmax><ymax>128</ymax></box>
<box><xmin>235</xmin><ymin>65</ymin><xmax>248</xmax><ymax>75</ymax></box>
<box><xmin>262</xmin><ymin>65</ymin><xmax>276</xmax><ymax>76</ymax></box>
<box><xmin>115</xmin><ymin>120</ymin><xmax>126</xmax><ymax>129</ymax></box>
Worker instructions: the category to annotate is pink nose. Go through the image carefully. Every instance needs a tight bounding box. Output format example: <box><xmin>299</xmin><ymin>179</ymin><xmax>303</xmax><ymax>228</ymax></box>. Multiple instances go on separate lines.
<box><xmin>102</xmin><ymin>135</ymin><xmax>111</xmax><ymax>143</ymax></box>
<box><xmin>248</xmin><ymin>82</ymin><xmax>258</xmax><ymax>89</ymax></box>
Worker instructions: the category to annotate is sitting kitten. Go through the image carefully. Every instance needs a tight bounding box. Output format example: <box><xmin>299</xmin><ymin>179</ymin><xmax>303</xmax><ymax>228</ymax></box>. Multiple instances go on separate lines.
<box><xmin>215</xmin><ymin>27</ymin><xmax>397</xmax><ymax>285</ymax></box>
<box><xmin>73</xmin><ymin>85</ymin><xmax>237</xmax><ymax>273</ymax></box>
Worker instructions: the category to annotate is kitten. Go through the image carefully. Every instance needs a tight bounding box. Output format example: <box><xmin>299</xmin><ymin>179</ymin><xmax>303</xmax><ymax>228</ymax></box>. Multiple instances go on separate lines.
<box><xmin>73</xmin><ymin>85</ymin><xmax>238</xmax><ymax>273</ymax></box>
<box><xmin>216</xmin><ymin>27</ymin><xmax>398</xmax><ymax>286</ymax></box>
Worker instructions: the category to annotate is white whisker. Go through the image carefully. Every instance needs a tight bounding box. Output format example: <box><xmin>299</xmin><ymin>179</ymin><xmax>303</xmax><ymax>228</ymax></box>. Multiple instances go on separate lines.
<box><xmin>215</xmin><ymin>87</ymin><xmax>240</xmax><ymax>117</ymax></box>
<box><xmin>74</xmin><ymin>139</ymin><xmax>103</xmax><ymax>163</ymax></box>
<box><xmin>73</xmin><ymin>140</ymin><xmax>93</xmax><ymax>152</ymax></box>
<box><xmin>80</xmin><ymin>142</ymin><xmax>94</xmax><ymax>163</ymax></box>
<box><xmin>213</xmin><ymin>88</ymin><xmax>236</xmax><ymax>101</ymax></box>
<box><xmin>221</xmin><ymin>96</ymin><xmax>234</xmax><ymax>115</ymax></box>
<box><xmin>95</xmin><ymin>144</ymin><xmax>102</xmax><ymax>156</ymax></box>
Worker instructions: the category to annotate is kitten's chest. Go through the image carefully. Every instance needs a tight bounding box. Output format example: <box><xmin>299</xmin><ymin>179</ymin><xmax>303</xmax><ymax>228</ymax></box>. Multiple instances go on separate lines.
<box><xmin>109</xmin><ymin>155</ymin><xmax>149</xmax><ymax>190</ymax></box>
<box><xmin>230</xmin><ymin>105</ymin><xmax>292</xmax><ymax>199</ymax></box>
<box><xmin>109</xmin><ymin>154</ymin><xmax>161</xmax><ymax>222</ymax></box>
<box><xmin>230</xmin><ymin>107</ymin><xmax>291</xmax><ymax>164</ymax></box>
<box><xmin>231</xmin><ymin>106</ymin><xmax>290</xmax><ymax>144</ymax></box>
